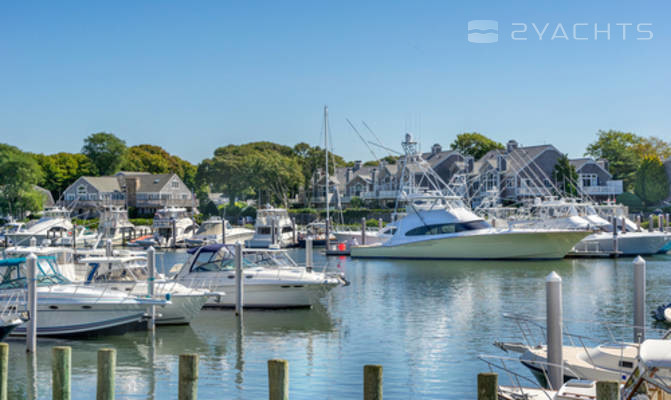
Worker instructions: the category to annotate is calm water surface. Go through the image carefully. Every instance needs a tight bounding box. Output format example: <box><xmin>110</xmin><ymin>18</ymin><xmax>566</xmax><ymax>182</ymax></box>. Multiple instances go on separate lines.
<box><xmin>6</xmin><ymin>250</ymin><xmax>671</xmax><ymax>399</ymax></box>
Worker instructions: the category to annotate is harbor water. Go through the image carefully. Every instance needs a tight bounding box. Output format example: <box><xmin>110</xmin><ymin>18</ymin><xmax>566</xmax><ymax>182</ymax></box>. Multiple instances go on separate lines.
<box><xmin>5</xmin><ymin>249</ymin><xmax>671</xmax><ymax>399</ymax></box>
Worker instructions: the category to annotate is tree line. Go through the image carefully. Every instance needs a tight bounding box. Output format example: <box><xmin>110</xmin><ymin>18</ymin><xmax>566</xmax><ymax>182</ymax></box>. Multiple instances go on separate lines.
<box><xmin>1</xmin><ymin>129</ymin><xmax>670</xmax><ymax>218</ymax></box>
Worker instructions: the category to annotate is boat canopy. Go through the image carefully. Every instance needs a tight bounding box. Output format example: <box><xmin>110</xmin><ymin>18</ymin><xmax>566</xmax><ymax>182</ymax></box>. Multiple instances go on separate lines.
<box><xmin>0</xmin><ymin>256</ymin><xmax>70</xmax><ymax>288</ymax></box>
<box><xmin>639</xmin><ymin>339</ymin><xmax>671</xmax><ymax>369</ymax></box>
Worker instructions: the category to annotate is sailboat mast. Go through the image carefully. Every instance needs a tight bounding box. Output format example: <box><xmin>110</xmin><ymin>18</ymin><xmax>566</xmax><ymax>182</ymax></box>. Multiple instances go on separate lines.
<box><xmin>324</xmin><ymin>106</ymin><xmax>330</xmax><ymax>233</ymax></box>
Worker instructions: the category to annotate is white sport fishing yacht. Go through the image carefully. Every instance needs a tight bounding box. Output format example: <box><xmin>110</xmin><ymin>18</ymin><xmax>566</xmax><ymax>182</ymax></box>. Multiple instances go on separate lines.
<box><xmin>136</xmin><ymin>207</ymin><xmax>197</xmax><ymax>248</ymax></box>
<box><xmin>75</xmin><ymin>255</ymin><xmax>210</xmax><ymax>325</ymax></box>
<box><xmin>99</xmin><ymin>206</ymin><xmax>136</xmax><ymax>245</ymax></box>
<box><xmin>0</xmin><ymin>255</ymin><xmax>167</xmax><ymax>336</ymax></box>
<box><xmin>7</xmin><ymin>207</ymin><xmax>73</xmax><ymax>246</ymax></box>
<box><xmin>185</xmin><ymin>216</ymin><xmax>254</xmax><ymax>247</ymax></box>
<box><xmin>492</xmin><ymin>339</ymin><xmax>671</xmax><ymax>400</ymax></box>
<box><xmin>174</xmin><ymin>244</ymin><xmax>347</xmax><ymax>308</ymax></box>
<box><xmin>245</xmin><ymin>208</ymin><xmax>296</xmax><ymax>248</ymax></box>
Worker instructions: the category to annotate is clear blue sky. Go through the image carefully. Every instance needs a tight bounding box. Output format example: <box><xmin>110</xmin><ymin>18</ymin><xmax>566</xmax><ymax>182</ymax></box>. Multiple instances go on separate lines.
<box><xmin>1</xmin><ymin>1</ymin><xmax>669</xmax><ymax>163</ymax></box>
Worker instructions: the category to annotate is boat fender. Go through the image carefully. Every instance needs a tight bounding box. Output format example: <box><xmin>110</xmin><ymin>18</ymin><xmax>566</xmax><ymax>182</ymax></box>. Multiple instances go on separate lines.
<box><xmin>165</xmin><ymin>293</ymin><xmax>172</xmax><ymax>301</ymax></box>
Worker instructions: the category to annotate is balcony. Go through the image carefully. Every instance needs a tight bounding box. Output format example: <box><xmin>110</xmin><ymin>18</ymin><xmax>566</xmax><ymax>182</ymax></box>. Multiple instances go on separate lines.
<box><xmin>581</xmin><ymin>180</ymin><xmax>623</xmax><ymax>196</ymax></box>
<box><xmin>133</xmin><ymin>198</ymin><xmax>197</xmax><ymax>208</ymax></box>
<box><xmin>517</xmin><ymin>186</ymin><xmax>548</xmax><ymax>196</ymax></box>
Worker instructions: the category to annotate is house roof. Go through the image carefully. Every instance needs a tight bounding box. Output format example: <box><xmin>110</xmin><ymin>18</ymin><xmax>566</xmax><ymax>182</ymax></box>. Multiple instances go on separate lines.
<box><xmin>81</xmin><ymin>176</ymin><xmax>124</xmax><ymax>193</ymax></box>
<box><xmin>124</xmin><ymin>173</ymin><xmax>177</xmax><ymax>192</ymax></box>
<box><xmin>568</xmin><ymin>158</ymin><xmax>591</xmax><ymax>170</ymax></box>
<box><xmin>422</xmin><ymin>150</ymin><xmax>462</xmax><ymax>169</ymax></box>
<box><xmin>115</xmin><ymin>171</ymin><xmax>151</xmax><ymax>176</ymax></box>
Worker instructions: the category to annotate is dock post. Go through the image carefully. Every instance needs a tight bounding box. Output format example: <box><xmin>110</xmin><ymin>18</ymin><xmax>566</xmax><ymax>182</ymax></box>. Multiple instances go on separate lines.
<box><xmin>26</xmin><ymin>253</ymin><xmax>37</xmax><ymax>353</ymax></box>
<box><xmin>30</xmin><ymin>236</ymin><xmax>37</xmax><ymax>247</ymax></box>
<box><xmin>235</xmin><ymin>242</ymin><xmax>244</xmax><ymax>316</ymax></box>
<box><xmin>147</xmin><ymin>246</ymin><xmax>156</xmax><ymax>331</ymax></box>
<box><xmin>546</xmin><ymin>271</ymin><xmax>563</xmax><ymax>390</ymax></box>
<box><xmin>96</xmin><ymin>348</ymin><xmax>115</xmax><ymax>400</ymax></box>
<box><xmin>105</xmin><ymin>239</ymin><xmax>112</xmax><ymax>257</ymax></box>
<box><xmin>633</xmin><ymin>256</ymin><xmax>646</xmax><ymax>343</ymax></box>
<box><xmin>72</xmin><ymin>223</ymin><xmax>77</xmax><ymax>250</ymax></box>
<box><xmin>649</xmin><ymin>215</ymin><xmax>654</xmax><ymax>232</ymax></box>
<box><xmin>268</xmin><ymin>359</ymin><xmax>288</xmax><ymax>400</ymax></box>
<box><xmin>52</xmin><ymin>346</ymin><xmax>71</xmax><ymax>400</ymax></box>
<box><xmin>378</xmin><ymin>218</ymin><xmax>383</xmax><ymax>230</ymax></box>
<box><xmin>361</xmin><ymin>217</ymin><xmax>366</xmax><ymax>245</ymax></box>
<box><xmin>306</xmin><ymin>238</ymin><xmax>313</xmax><ymax>271</ymax></box>
<box><xmin>271</xmin><ymin>219</ymin><xmax>277</xmax><ymax>246</ymax></box>
<box><xmin>291</xmin><ymin>217</ymin><xmax>297</xmax><ymax>246</ymax></box>
<box><xmin>612</xmin><ymin>218</ymin><xmax>618</xmax><ymax>257</ymax></box>
<box><xmin>325</xmin><ymin>218</ymin><xmax>330</xmax><ymax>250</ymax></box>
<box><xmin>660</xmin><ymin>214</ymin><xmax>665</xmax><ymax>232</ymax></box>
<box><xmin>0</xmin><ymin>343</ymin><xmax>7</xmax><ymax>400</ymax></box>
<box><xmin>221</xmin><ymin>219</ymin><xmax>226</xmax><ymax>245</ymax></box>
<box><xmin>364</xmin><ymin>365</ymin><xmax>383</xmax><ymax>400</ymax></box>
<box><xmin>477</xmin><ymin>373</ymin><xmax>498</xmax><ymax>400</ymax></box>
<box><xmin>171</xmin><ymin>218</ymin><xmax>177</xmax><ymax>248</ymax></box>
<box><xmin>636</xmin><ymin>215</ymin><xmax>641</xmax><ymax>232</ymax></box>
<box><xmin>178</xmin><ymin>354</ymin><xmax>199</xmax><ymax>400</ymax></box>
<box><xmin>596</xmin><ymin>381</ymin><xmax>619</xmax><ymax>400</ymax></box>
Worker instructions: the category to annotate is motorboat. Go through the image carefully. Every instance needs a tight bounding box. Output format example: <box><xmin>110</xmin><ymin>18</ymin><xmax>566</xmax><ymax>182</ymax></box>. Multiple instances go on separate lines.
<box><xmin>333</xmin><ymin>222</ymin><xmax>398</xmax><ymax>246</ymax></box>
<box><xmin>173</xmin><ymin>244</ymin><xmax>347</xmax><ymax>308</ymax></box>
<box><xmin>0</xmin><ymin>294</ymin><xmax>25</xmax><ymax>340</ymax></box>
<box><xmin>51</xmin><ymin>225</ymin><xmax>101</xmax><ymax>247</ymax></box>
<box><xmin>350</xmin><ymin>193</ymin><xmax>590</xmax><ymax>260</ymax></box>
<box><xmin>0</xmin><ymin>256</ymin><xmax>167</xmax><ymax>337</ymax></box>
<box><xmin>0</xmin><ymin>222</ymin><xmax>24</xmax><ymax>246</ymax></box>
<box><xmin>491</xmin><ymin>339</ymin><xmax>671</xmax><ymax>400</ymax></box>
<box><xmin>135</xmin><ymin>207</ymin><xmax>198</xmax><ymax>248</ymax></box>
<box><xmin>74</xmin><ymin>255</ymin><xmax>210</xmax><ymax>325</ymax></box>
<box><xmin>245</xmin><ymin>208</ymin><xmax>296</xmax><ymax>248</ymax></box>
<box><xmin>99</xmin><ymin>206</ymin><xmax>136</xmax><ymax>245</ymax></box>
<box><xmin>297</xmin><ymin>221</ymin><xmax>336</xmax><ymax>247</ymax></box>
<box><xmin>7</xmin><ymin>207</ymin><xmax>73</xmax><ymax>246</ymax></box>
<box><xmin>185</xmin><ymin>216</ymin><xmax>253</xmax><ymax>247</ymax></box>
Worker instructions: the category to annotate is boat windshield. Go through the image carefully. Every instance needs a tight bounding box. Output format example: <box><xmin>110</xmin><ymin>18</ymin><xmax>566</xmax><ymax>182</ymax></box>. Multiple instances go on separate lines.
<box><xmin>405</xmin><ymin>220</ymin><xmax>490</xmax><ymax>236</ymax></box>
<box><xmin>0</xmin><ymin>257</ymin><xmax>70</xmax><ymax>289</ymax></box>
<box><xmin>88</xmin><ymin>263</ymin><xmax>148</xmax><ymax>282</ymax></box>
<box><xmin>189</xmin><ymin>247</ymin><xmax>296</xmax><ymax>273</ymax></box>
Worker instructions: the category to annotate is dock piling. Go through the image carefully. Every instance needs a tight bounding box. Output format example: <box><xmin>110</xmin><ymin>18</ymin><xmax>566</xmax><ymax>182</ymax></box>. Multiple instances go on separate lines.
<box><xmin>612</xmin><ymin>218</ymin><xmax>618</xmax><ymax>257</ymax></box>
<box><xmin>147</xmin><ymin>246</ymin><xmax>156</xmax><ymax>331</ymax></box>
<box><xmin>72</xmin><ymin>223</ymin><xmax>77</xmax><ymax>251</ymax></box>
<box><xmin>26</xmin><ymin>253</ymin><xmax>37</xmax><ymax>353</ymax></box>
<box><xmin>96</xmin><ymin>349</ymin><xmax>116</xmax><ymax>400</ymax></box>
<box><xmin>171</xmin><ymin>218</ymin><xmax>177</xmax><ymax>248</ymax></box>
<box><xmin>178</xmin><ymin>354</ymin><xmax>199</xmax><ymax>400</ymax></box>
<box><xmin>633</xmin><ymin>256</ymin><xmax>646</xmax><ymax>343</ymax></box>
<box><xmin>378</xmin><ymin>218</ymin><xmax>383</xmax><ymax>230</ymax></box>
<box><xmin>0</xmin><ymin>343</ymin><xmax>7</xmax><ymax>400</ymax></box>
<box><xmin>636</xmin><ymin>215</ymin><xmax>641</xmax><ymax>232</ymax></box>
<box><xmin>361</xmin><ymin>217</ymin><xmax>366</xmax><ymax>245</ymax></box>
<box><xmin>477</xmin><ymin>372</ymin><xmax>498</xmax><ymax>400</ymax></box>
<box><xmin>105</xmin><ymin>239</ymin><xmax>112</xmax><ymax>257</ymax></box>
<box><xmin>268</xmin><ymin>359</ymin><xmax>288</xmax><ymax>400</ymax></box>
<box><xmin>221</xmin><ymin>219</ymin><xmax>226</xmax><ymax>244</ymax></box>
<box><xmin>546</xmin><ymin>271</ymin><xmax>563</xmax><ymax>390</ymax></box>
<box><xmin>364</xmin><ymin>365</ymin><xmax>383</xmax><ymax>400</ymax></box>
<box><xmin>271</xmin><ymin>219</ymin><xmax>277</xmax><ymax>246</ymax></box>
<box><xmin>596</xmin><ymin>381</ymin><xmax>619</xmax><ymax>400</ymax></box>
<box><xmin>660</xmin><ymin>214</ymin><xmax>665</xmax><ymax>232</ymax></box>
<box><xmin>235</xmin><ymin>242</ymin><xmax>244</xmax><ymax>316</ymax></box>
<box><xmin>649</xmin><ymin>215</ymin><xmax>654</xmax><ymax>232</ymax></box>
<box><xmin>306</xmin><ymin>238</ymin><xmax>313</xmax><ymax>271</ymax></box>
<box><xmin>52</xmin><ymin>346</ymin><xmax>71</xmax><ymax>400</ymax></box>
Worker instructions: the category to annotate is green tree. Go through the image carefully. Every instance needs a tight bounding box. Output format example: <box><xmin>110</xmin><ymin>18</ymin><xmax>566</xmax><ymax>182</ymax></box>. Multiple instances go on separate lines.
<box><xmin>0</xmin><ymin>153</ymin><xmax>44</xmax><ymax>216</ymax></box>
<box><xmin>634</xmin><ymin>155</ymin><xmax>669</xmax><ymax>207</ymax></box>
<box><xmin>450</xmin><ymin>132</ymin><xmax>504</xmax><ymax>159</ymax></box>
<box><xmin>632</xmin><ymin>136</ymin><xmax>671</xmax><ymax>161</ymax></box>
<box><xmin>81</xmin><ymin>132</ymin><xmax>127</xmax><ymax>176</ymax></box>
<box><xmin>552</xmin><ymin>154</ymin><xmax>579</xmax><ymax>197</ymax></box>
<box><xmin>585</xmin><ymin>130</ymin><xmax>643</xmax><ymax>189</ymax></box>
<box><xmin>292</xmin><ymin>142</ymin><xmax>346</xmax><ymax>204</ymax></box>
<box><xmin>33</xmin><ymin>152</ymin><xmax>96</xmax><ymax>198</ymax></box>
<box><xmin>121</xmin><ymin>144</ymin><xmax>198</xmax><ymax>190</ymax></box>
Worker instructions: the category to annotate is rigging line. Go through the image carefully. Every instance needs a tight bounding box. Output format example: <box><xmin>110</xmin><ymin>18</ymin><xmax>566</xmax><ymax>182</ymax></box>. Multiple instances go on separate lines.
<box><xmin>361</xmin><ymin>121</ymin><xmax>385</xmax><ymax>151</ymax></box>
<box><xmin>346</xmin><ymin>118</ymin><xmax>380</xmax><ymax>161</ymax></box>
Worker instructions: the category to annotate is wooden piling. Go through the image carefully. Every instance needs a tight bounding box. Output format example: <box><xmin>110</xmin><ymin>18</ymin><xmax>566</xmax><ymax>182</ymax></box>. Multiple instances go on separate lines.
<box><xmin>596</xmin><ymin>381</ymin><xmax>619</xmax><ymax>400</ymax></box>
<box><xmin>363</xmin><ymin>365</ymin><xmax>383</xmax><ymax>400</ymax></box>
<box><xmin>477</xmin><ymin>373</ymin><xmax>498</xmax><ymax>400</ymax></box>
<box><xmin>26</xmin><ymin>253</ymin><xmax>37</xmax><ymax>353</ymax></box>
<box><xmin>178</xmin><ymin>354</ymin><xmax>199</xmax><ymax>400</ymax></box>
<box><xmin>52</xmin><ymin>346</ymin><xmax>71</xmax><ymax>400</ymax></box>
<box><xmin>0</xmin><ymin>343</ymin><xmax>7</xmax><ymax>400</ymax></box>
<box><xmin>96</xmin><ymin>348</ymin><xmax>116</xmax><ymax>400</ymax></box>
<box><xmin>268</xmin><ymin>359</ymin><xmax>288</xmax><ymax>400</ymax></box>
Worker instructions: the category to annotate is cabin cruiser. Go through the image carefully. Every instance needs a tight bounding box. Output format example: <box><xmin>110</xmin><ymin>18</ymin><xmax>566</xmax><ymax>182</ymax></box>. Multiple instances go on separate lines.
<box><xmin>0</xmin><ymin>256</ymin><xmax>167</xmax><ymax>337</ymax></box>
<box><xmin>7</xmin><ymin>207</ymin><xmax>73</xmax><ymax>246</ymax></box>
<box><xmin>52</xmin><ymin>225</ymin><xmax>100</xmax><ymax>247</ymax></box>
<box><xmin>174</xmin><ymin>244</ymin><xmax>346</xmax><ymax>308</ymax></box>
<box><xmin>0</xmin><ymin>222</ymin><xmax>24</xmax><ymax>246</ymax></box>
<box><xmin>185</xmin><ymin>216</ymin><xmax>254</xmax><ymax>247</ymax></box>
<box><xmin>74</xmin><ymin>255</ymin><xmax>210</xmax><ymax>325</ymax></box>
<box><xmin>350</xmin><ymin>193</ymin><xmax>590</xmax><ymax>260</ymax></box>
<box><xmin>0</xmin><ymin>295</ymin><xmax>25</xmax><ymax>339</ymax></box>
<box><xmin>245</xmin><ymin>208</ymin><xmax>296</xmax><ymax>248</ymax></box>
<box><xmin>297</xmin><ymin>221</ymin><xmax>336</xmax><ymax>247</ymax></box>
<box><xmin>332</xmin><ymin>222</ymin><xmax>399</xmax><ymax>246</ymax></box>
<box><xmin>493</xmin><ymin>339</ymin><xmax>671</xmax><ymax>400</ymax></box>
<box><xmin>136</xmin><ymin>207</ymin><xmax>198</xmax><ymax>248</ymax></box>
<box><xmin>99</xmin><ymin>206</ymin><xmax>136</xmax><ymax>245</ymax></box>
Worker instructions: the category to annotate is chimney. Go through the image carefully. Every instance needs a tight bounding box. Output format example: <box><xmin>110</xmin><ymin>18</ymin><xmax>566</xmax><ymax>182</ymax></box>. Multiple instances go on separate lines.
<box><xmin>371</xmin><ymin>168</ymin><xmax>377</xmax><ymax>191</ymax></box>
<box><xmin>431</xmin><ymin>143</ymin><xmax>442</xmax><ymax>154</ymax></box>
<box><xmin>497</xmin><ymin>155</ymin><xmax>507</xmax><ymax>172</ymax></box>
<box><xmin>354</xmin><ymin>160</ymin><xmax>362</xmax><ymax>171</ymax></box>
<box><xmin>345</xmin><ymin>167</ymin><xmax>351</xmax><ymax>184</ymax></box>
<box><xmin>596</xmin><ymin>158</ymin><xmax>609</xmax><ymax>172</ymax></box>
<box><xmin>506</xmin><ymin>140</ymin><xmax>519</xmax><ymax>153</ymax></box>
<box><xmin>466</xmin><ymin>156</ymin><xmax>474</xmax><ymax>173</ymax></box>
<box><xmin>125</xmin><ymin>177</ymin><xmax>140</xmax><ymax>207</ymax></box>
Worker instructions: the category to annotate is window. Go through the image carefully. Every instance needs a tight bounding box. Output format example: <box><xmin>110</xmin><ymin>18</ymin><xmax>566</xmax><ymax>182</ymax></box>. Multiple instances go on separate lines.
<box><xmin>405</xmin><ymin>220</ymin><xmax>490</xmax><ymax>236</ymax></box>
<box><xmin>580</xmin><ymin>174</ymin><xmax>598</xmax><ymax>187</ymax></box>
<box><xmin>77</xmin><ymin>185</ymin><xmax>87</xmax><ymax>195</ymax></box>
<box><xmin>172</xmin><ymin>179</ymin><xmax>180</xmax><ymax>188</ymax></box>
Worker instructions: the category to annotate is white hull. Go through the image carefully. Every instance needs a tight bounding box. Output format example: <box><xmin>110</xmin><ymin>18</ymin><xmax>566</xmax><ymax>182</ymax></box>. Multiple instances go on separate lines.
<box><xmin>203</xmin><ymin>283</ymin><xmax>336</xmax><ymax>308</ymax></box>
<box><xmin>573</xmin><ymin>231</ymin><xmax>671</xmax><ymax>255</ymax></box>
<box><xmin>333</xmin><ymin>231</ymin><xmax>388</xmax><ymax>245</ymax></box>
<box><xmin>185</xmin><ymin>230</ymin><xmax>254</xmax><ymax>247</ymax></box>
<box><xmin>245</xmin><ymin>232</ymin><xmax>295</xmax><ymax>248</ymax></box>
<box><xmin>351</xmin><ymin>230</ymin><xmax>589</xmax><ymax>260</ymax></box>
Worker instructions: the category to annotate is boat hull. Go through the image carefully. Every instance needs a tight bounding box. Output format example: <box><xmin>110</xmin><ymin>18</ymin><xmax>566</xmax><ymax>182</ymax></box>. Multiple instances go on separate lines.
<box><xmin>350</xmin><ymin>230</ymin><xmax>589</xmax><ymax>260</ymax></box>
<box><xmin>573</xmin><ymin>231</ymin><xmax>671</xmax><ymax>256</ymax></box>
<box><xmin>203</xmin><ymin>283</ymin><xmax>338</xmax><ymax>308</ymax></box>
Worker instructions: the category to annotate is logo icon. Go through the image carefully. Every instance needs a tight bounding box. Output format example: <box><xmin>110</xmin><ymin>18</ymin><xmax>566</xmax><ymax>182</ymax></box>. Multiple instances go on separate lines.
<box><xmin>468</xmin><ymin>20</ymin><xmax>499</xmax><ymax>43</ymax></box>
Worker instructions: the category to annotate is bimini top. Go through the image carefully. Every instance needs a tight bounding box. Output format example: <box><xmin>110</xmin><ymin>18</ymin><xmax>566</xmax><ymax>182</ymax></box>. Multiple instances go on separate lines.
<box><xmin>639</xmin><ymin>339</ymin><xmax>671</xmax><ymax>369</ymax></box>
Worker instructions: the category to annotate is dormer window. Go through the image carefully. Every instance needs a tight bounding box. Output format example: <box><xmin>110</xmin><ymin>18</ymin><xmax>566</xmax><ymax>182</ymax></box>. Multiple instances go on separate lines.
<box><xmin>171</xmin><ymin>178</ymin><xmax>179</xmax><ymax>188</ymax></box>
<box><xmin>77</xmin><ymin>185</ymin><xmax>87</xmax><ymax>195</ymax></box>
